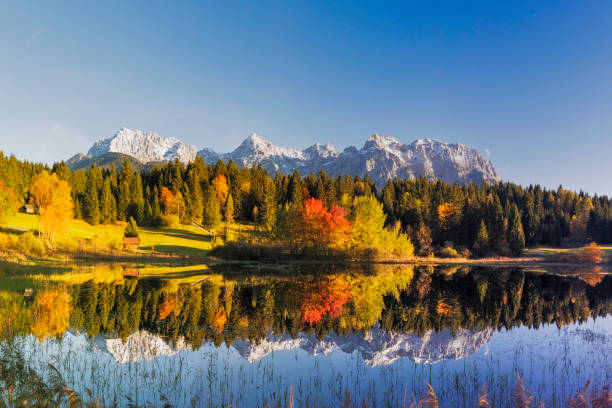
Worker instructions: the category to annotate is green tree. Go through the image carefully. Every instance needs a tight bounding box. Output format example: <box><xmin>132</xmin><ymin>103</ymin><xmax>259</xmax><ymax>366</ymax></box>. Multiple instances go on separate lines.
<box><xmin>100</xmin><ymin>178</ymin><xmax>115</xmax><ymax>224</ymax></box>
<box><xmin>124</xmin><ymin>217</ymin><xmax>139</xmax><ymax>238</ymax></box>
<box><xmin>474</xmin><ymin>220</ymin><xmax>489</xmax><ymax>257</ymax></box>
<box><xmin>129</xmin><ymin>175</ymin><xmax>145</xmax><ymax>223</ymax></box>
<box><xmin>84</xmin><ymin>168</ymin><xmax>100</xmax><ymax>225</ymax></box>
<box><xmin>508</xmin><ymin>203</ymin><xmax>526</xmax><ymax>255</ymax></box>
<box><xmin>225</xmin><ymin>193</ymin><xmax>234</xmax><ymax>222</ymax></box>
<box><xmin>117</xmin><ymin>180</ymin><xmax>130</xmax><ymax>221</ymax></box>
<box><xmin>203</xmin><ymin>187</ymin><xmax>222</xmax><ymax>230</ymax></box>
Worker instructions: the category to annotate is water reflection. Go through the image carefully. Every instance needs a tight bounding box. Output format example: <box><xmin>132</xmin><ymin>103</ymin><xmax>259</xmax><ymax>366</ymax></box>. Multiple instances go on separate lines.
<box><xmin>0</xmin><ymin>263</ymin><xmax>610</xmax><ymax>406</ymax></box>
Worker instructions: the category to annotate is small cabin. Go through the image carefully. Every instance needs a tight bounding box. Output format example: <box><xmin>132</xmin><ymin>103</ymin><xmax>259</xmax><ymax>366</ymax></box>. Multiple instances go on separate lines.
<box><xmin>122</xmin><ymin>268</ymin><xmax>140</xmax><ymax>278</ymax></box>
<box><xmin>123</xmin><ymin>236</ymin><xmax>140</xmax><ymax>251</ymax></box>
<box><xmin>22</xmin><ymin>204</ymin><xmax>36</xmax><ymax>214</ymax></box>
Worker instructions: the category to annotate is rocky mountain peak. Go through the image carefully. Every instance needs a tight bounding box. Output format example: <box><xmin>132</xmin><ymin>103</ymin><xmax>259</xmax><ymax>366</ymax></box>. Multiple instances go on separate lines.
<box><xmin>71</xmin><ymin>129</ymin><xmax>501</xmax><ymax>186</ymax></box>
<box><xmin>364</xmin><ymin>134</ymin><xmax>400</xmax><ymax>150</ymax></box>
<box><xmin>87</xmin><ymin>128</ymin><xmax>197</xmax><ymax>164</ymax></box>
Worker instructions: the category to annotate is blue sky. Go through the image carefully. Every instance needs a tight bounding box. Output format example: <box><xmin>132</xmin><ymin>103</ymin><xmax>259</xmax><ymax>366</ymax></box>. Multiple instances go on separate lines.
<box><xmin>1</xmin><ymin>1</ymin><xmax>611</xmax><ymax>193</ymax></box>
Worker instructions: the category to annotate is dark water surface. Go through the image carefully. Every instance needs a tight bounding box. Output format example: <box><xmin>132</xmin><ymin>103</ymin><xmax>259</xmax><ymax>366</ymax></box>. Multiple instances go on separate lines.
<box><xmin>0</xmin><ymin>263</ymin><xmax>611</xmax><ymax>407</ymax></box>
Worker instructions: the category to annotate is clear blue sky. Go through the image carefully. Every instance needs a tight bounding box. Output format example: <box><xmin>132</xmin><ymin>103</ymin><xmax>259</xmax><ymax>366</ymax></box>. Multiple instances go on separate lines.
<box><xmin>1</xmin><ymin>1</ymin><xmax>611</xmax><ymax>193</ymax></box>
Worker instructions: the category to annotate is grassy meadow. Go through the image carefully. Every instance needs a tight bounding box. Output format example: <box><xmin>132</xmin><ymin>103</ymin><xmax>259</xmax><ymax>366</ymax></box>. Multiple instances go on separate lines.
<box><xmin>3</xmin><ymin>212</ymin><xmax>215</xmax><ymax>259</ymax></box>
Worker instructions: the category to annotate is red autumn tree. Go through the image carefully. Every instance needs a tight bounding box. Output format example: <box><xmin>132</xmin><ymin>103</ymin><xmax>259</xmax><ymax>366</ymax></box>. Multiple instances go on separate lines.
<box><xmin>300</xmin><ymin>276</ymin><xmax>351</xmax><ymax>325</ymax></box>
<box><xmin>300</xmin><ymin>198</ymin><xmax>351</xmax><ymax>251</ymax></box>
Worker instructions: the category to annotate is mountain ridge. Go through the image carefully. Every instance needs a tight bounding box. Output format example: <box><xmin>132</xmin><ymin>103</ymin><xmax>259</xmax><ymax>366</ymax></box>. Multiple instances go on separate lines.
<box><xmin>68</xmin><ymin>128</ymin><xmax>501</xmax><ymax>186</ymax></box>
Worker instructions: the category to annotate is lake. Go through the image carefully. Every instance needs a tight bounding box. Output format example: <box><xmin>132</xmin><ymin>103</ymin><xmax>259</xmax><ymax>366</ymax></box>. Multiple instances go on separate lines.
<box><xmin>0</xmin><ymin>263</ymin><xmax>610</xmax><ymax>407</ymax></box>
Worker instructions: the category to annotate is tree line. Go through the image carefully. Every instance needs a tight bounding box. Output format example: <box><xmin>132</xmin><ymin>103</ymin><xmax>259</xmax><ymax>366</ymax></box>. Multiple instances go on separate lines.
<box><xmin>2</xmin><ymin>150</ymin><xmax>612</xmax><ymax>255</ymax></box>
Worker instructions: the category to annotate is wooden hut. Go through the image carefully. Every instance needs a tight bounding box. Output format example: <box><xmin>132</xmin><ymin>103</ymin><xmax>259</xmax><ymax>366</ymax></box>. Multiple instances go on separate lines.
<box><xmin>123</xmin><ymin>236</ymin><xmax>140</xmax><ymax>251</ymax></box>
<box><xmin>22</xmin><ymin>204</ymin><xmax>36</xmax><ymax>214</ymax></box>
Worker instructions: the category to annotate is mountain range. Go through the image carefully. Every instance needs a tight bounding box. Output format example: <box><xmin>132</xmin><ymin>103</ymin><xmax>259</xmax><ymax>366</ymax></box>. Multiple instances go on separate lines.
<box><xmin>67</xmin><ymin>128</ymin><xmax>501</xmax><ymax>186</ymax></box>
<box><xmin>88</xmin><ymin>325</ymin><xmax>493</xmax><ymax>367</ymax></box>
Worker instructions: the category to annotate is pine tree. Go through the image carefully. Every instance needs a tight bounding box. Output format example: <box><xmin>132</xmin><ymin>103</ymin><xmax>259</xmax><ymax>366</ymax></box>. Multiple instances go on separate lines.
<box><xmin>202</xmin><ymin>187</ymin><xmax>222</xmax><ymax>230</ymax></box>
<box><xmin>124</xmin><ymin>217</ymin><xmax>139</xmax><ymax>238</ymax></box>
<box><xmin>129</xmin><ymin>175</ymin><xmax>145</xmax><ymax>223</ymax></box>
<box><xmin>288</xmin><ymin>171</ymin><xmax>302</xmax><ymax>206</ymax></box>
<box><xmin>225</xmin><ymin>193</ymin><xmax>234</xmax><ymax>222</ymax></box>
<box><xmin>474</xmin><ymin>220</ymin><xmax>489</xmax><ymax>257</ymax></box>
<box><xmin>100</xmin><ymin>178</ymin><xmax>114</xmax><ymax>224</ymax></box>
<box><xmin>84</xmin><ymin>168</ymin><xmax>100</xmax><ymax>225</ymax></box>
<box><xmin>188</xmin><ymin>169</ymin><xmax>203</xmax><ymax>223</ymax></box>
<box><xmin>151</xmin><ymin>187</ymin><xmax>162</xmax><ymax>225</ymax></box>
<box><xmin>508</xmin><ymin>204</ymin><xmax>526</xmax><ymax>255</ymax></box>
<box><xmin>117</xmin><ymin>180</ymin><xmax>130</xmax><ymax>221</ymax></box>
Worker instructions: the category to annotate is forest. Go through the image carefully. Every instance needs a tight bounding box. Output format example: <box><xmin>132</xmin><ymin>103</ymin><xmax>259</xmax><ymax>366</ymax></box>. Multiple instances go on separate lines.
<box><xmin>1</xmin><ymin>150</ymin><xmax>612</xmax><ymax>258</ymax></box>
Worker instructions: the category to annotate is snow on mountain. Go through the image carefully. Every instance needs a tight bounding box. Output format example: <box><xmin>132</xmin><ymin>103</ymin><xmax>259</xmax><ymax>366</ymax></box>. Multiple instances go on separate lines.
<box><xmin>87</xmin><ymin>128</ymin><xmax>197</xmax><ymax>164</ymax></box>
<box><xmin>91</xmin><ymin>330</ymin><xmax>191</xmax><ymax>364</ymax></box>
<box><xmin>198</xmin><ymin>133</ymin><xmax>500</xmax><ymax>186</ymax></box>
<box><xmin>232</xmin><ymin>325</ymin><xmax>494</xmax><ymax>367</ymax></box>
<box><xmin>74</xmin><ymin>128</ymin><xmax>500</xmax><ymax>186</ymax></box>
<box><xmin>90</xmin><ymin>326</ymin><xmax>492</xmax><ymax>366</ymax></box>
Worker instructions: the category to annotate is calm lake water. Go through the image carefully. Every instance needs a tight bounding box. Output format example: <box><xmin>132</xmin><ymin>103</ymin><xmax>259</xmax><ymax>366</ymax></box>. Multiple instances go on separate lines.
<box><xmin>0</xmin><ymin>263</ymin><xmax>611</xmax><ymax>407</ymax></box>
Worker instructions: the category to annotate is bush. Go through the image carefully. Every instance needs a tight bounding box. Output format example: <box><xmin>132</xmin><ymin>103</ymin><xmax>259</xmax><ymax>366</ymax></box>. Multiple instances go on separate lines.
<box><xmin>439</xmin><ymin>246</ymin><xmax>461</xmax><ymax>258</ymax></box>
<box><xmin>124</xmin><ymin>217</ymin><xmax>139</xmax><ymax>238</ymax></box>
<box><xmin>161</xmin><ymin>214</ymin><xmax>179</xmax><ymax>228</ymax></box>
<box><xmin>15</xmin><ymin>232</ymin><xmax>46</xmax><ymax>257</ymax></box>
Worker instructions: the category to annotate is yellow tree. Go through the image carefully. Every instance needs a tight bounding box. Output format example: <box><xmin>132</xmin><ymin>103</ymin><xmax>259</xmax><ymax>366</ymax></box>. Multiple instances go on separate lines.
<box><xmin>0</xmin><ymin>180</ymin><xmax>18</xmax><ymax>225</ymax></box>
<box><xmin>30</xmin><ymin>171</ymin><xmax>73</xmax><ymax>241</ymax></box>
<box><xmin>350</xmin><ymin>195</ymin><xmax>386</xmax><ymax>249</ymax></box>
<box><xmin>30</xmin><ymin>288</ymin><xmax>73</xmax><ymax>340</ymax></box>
<box><xmin>212</xmin><ymin>174</ymin><xmax>229</xmax><ymax>205</ymax></box>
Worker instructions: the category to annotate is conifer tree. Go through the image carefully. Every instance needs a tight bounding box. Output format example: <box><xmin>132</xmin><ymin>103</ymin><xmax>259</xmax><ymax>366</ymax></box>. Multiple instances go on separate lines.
<box><xmin>188</xmin><ymin>169</ymin><xmax>203</xmax><ymax>223</ymax></box>
<box><xmin>508</xmin><ymin>203</ymin><xmax>526</xmax><ymax>255</ymax></box>
<box><xmin>225</xmin><ymin>193</ymin><xmax>234</xmax><ymax>222</ymax></box>
<box><xmin>129</xmin><ymin>175</ymin><xmax>145</xmax><ymax>223</ymax></box>
<box><xmin>203</xmin><ymin>186</ymin><xmax>222</xmax><ymax>230</ymax></box>
<box><xmin>474</xmin><ymin>220</ymin><xmax>489</xmax><ymax>257</ymax></box>
<box><xmin>100</xmin><ymin>178</ymin><xmax>114</xmax><ymax>224</ymax></box>
<box><xmin>117</xmin><ymin>180</ymin><xmax>130</xmax><ymax>221</ymax></box>
<box><xmin>124</xmin><ymin>217</ymin><xmax>139</xmax><ymax>238</ymax></box>
<box><xmin>84</xmin><ymin>168</ymin><xmax>100</xmax><ymax>225</ymax></box>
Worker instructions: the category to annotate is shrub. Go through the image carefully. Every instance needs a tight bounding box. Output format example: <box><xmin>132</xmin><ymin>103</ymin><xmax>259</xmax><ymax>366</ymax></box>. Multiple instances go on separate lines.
<box><xmin>161</xmin><ymin>214</ymin><xmax>179</xmax><ymax>228</ymax></box>
<box><xmin>124</xmin><ymin>217</ymin><xmax>139</xmax><ymax>238</ymax></box>
<box><xmin>580</xmin><ymin>242</ymin><xmax>603</xmax><ymax>264</ymax></box>
<box><xmin>15</xmin><ymin>232</ymin><xmax>46</xmax><ymax>257</ymax></box>
<box><xmin>439</xmin><ymin>246</ymin><xmax>461</xmax><ymax>258</ymax></box>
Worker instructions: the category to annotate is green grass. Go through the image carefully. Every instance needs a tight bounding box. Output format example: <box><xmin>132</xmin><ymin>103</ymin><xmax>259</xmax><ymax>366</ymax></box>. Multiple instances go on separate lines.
<box><xmin>525</xmin><ymin>245</ymin><xmax>612</xmax><ymax>258</ymax></box>
<box><xmin>4</xmin><ymin>213</ymin><xmax>215</xmax><ymax>258</ymax></box>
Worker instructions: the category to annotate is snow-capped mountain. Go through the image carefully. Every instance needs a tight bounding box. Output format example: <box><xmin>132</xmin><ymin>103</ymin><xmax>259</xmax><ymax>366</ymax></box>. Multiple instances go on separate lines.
<box><xmin>86</xmin><ymin>128</ymin><xmax>197</xmax><ymax>164</ymax></box>
<box><xmin>91</xmin><ymin>330</ymin><xmax>191</xmax><ymax>364</ymax></box>
<box><xmin>88</xmin><ymin>326</ymin><xmax>492</xmax><ymax>367</ymax></box>
<box><xmin>70</xmin><ymin>128</ymin><xmax>500</xmax><ymax>186</ymax></box>
<box><xmin>232</xmin><ymin>325</ymin><xmax>494</xmax><ymax>367</ymax></box>
<box><xmin>199</xmin><ymin>133</ymin><xmax>500</xmax><ymax>186</ymax></box>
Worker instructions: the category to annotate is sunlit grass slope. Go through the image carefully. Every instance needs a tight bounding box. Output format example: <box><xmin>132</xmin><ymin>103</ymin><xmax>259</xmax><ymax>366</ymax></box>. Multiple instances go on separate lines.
<box><xmin>5</xmin><ymin>213</ymin><xmax>214</xmax><ymax>257</ymax></box>
<box><xmin>525</xmin><ymin>246</ymin><xmax>612</xmax><ymax>259</ymax></box>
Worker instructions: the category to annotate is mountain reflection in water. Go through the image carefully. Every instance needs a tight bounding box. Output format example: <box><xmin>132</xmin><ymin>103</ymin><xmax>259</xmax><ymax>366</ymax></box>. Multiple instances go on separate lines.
<box><xmin>0</xmin><ymin>263</ymin><xmax>610</xmax><ymax>407</ymax></box>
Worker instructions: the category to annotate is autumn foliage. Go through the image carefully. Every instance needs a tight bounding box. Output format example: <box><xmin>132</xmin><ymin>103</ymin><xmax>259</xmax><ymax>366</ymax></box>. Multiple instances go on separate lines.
<box><xmin>212</xmin><ymin>174</ymin><xmax>229</xmax><ymax>205</ymax></box>
<box><xmin>30</xmin><ymin>288</ymin><xmax>73</xmax><ymax>340</ymax></box>
<box><xmin>300</xmin><ymin>198</ymin><xmax>351</xmax><ymax>250</ymax></box>
<box><xmin>579</xmin><ymin>242</ymin><xmax>603</xmax><ymax>264</ymax></box>
<box><xmin>30</xmin><ymin>171</ymin><xmax>73</xmax><ymax>240</ymax></box>
<box><xmin>300</xmin><ymin>276</ymin><xmax>351</xmax><ymax>325</ymax></box>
